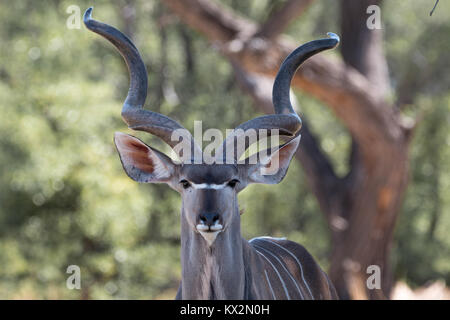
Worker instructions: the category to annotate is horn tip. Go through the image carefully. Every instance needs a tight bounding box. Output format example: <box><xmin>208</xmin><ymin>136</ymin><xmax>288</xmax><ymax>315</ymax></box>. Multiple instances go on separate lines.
<box><xmin>327</xmin><ymin>32</ymin><xmax>340</xmax><ymax>43</ymax></box>
<box><xmin>83</xmin><ymin>7</ymin><xmax>93</xmax><ymax>24</ymax></box>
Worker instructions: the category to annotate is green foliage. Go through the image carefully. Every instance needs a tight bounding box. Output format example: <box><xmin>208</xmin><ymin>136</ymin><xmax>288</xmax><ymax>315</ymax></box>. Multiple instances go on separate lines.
<box><xmin>0</xmin><ymin>0</ymin><xmax>448</xmax><ymax>299</ymax></box>
<box><xmin>394</xmin><ymin>97</ymin><xmax>450</xmax><ymax>287</ymax></box>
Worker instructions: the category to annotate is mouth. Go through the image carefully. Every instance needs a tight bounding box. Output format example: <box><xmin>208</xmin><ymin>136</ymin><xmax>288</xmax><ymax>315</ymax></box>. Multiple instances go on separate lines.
<box><xmin>196</xmin><ymin>223</ymin><xmax>223</xmax><ymax>246</ymax></box>
<box><xmin>196</xmin><ymin>223</ymin><xmax>223</xmax><ymax>232</ymax></box>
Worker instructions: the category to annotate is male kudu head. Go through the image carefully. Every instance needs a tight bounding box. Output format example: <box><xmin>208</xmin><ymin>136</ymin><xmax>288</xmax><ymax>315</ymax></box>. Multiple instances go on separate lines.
<box><xmin>84</xmin><ymin>8</ymin><xmax>339</xmax><ymax>246</ymax></box>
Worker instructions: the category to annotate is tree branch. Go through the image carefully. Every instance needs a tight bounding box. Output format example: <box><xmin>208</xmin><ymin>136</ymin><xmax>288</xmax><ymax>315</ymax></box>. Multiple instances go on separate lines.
<box><xmin>162</xmin><ymin>0</ymin><xmax>407</xmax><ymax>164</ymax></box>
<box><xmin>163</xmin><ymin>0</ymin><xmax>256</xmax><ymax>42</ymax></box>
<box><xmin>256</xmin><ymin>0</ymin><xmax>315</xmax><ymax>39</ymax></box>
<box><xmin>339</xmin><ymin>0</ymin><xmax>389</xmax><ymax>95</ymax></box>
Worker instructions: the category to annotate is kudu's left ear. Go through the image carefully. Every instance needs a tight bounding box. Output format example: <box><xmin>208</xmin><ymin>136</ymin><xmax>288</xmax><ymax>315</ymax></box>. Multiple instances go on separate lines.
<box><xmin>247</xmin><ymin>135</ymin><xmax>301</xmax><ymax>185</ymax></box>
<box><xmin>114</xmin><ymin>132</ymin><xmax>176</xmax><ymax>183</ymax></box>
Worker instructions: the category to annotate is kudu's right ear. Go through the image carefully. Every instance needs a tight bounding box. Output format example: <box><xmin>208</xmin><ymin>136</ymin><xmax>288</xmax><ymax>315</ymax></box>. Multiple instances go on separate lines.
<box><xmin>114</xmin><ymin>132</ymin><xmax>176</xmax><ymax>183</ymax></box>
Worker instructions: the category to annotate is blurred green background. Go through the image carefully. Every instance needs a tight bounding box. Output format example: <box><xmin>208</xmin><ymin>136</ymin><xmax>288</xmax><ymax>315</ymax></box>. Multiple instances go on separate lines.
<box><xmin>0</xmin><ymin>0</ymin><xmax>448</xmax><ymax>299</ymax></box>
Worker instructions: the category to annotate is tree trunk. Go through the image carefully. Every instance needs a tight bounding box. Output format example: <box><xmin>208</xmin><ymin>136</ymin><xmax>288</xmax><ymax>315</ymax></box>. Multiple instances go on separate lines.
<box><xmin>325</xmin><ymin>1</ymin><xmax>406</xmax><ymax>299</ymax></box>
<box><xmin>162</xmin><ymin>0</ymin><xmax>415</xmax><ymax>299</ymax></box>
<box><xmin>328</xmin><ymin>144</ymin><xmax>409</xmax><ymax>299</ymax></box>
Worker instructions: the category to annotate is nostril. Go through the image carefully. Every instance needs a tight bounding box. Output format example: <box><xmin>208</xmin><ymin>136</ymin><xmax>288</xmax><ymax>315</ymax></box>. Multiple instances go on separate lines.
<box><xmin>199</xmin><ymin>212</ymin><xmax>220</xmax><ymax>227</ymax></box>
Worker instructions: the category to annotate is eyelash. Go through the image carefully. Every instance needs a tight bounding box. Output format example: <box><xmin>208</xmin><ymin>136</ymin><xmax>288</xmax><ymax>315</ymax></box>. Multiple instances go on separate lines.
<box><xmin>179</xmin><ymin>179</ymin><xmax>239</xmax><ymax>189</ymax></box>
<box><xmin>179</xmin><ymin>180</ymin><xmax>191</xmax><ymax>189</ymax></box>
<box><xmin>227</xmin><ymin>179</ymin><xmax>239</xmax><ymax>188</ymax></box>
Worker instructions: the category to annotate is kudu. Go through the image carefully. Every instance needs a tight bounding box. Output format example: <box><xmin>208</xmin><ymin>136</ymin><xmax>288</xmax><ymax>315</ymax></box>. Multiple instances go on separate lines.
<box><xmin>84</xmin><ymin>7</ymin><xmax>339</xmax><ymax>300</ymax></box>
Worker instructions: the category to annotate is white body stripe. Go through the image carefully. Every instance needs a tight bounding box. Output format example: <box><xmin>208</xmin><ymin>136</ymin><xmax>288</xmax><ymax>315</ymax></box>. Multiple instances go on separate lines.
<box><xmin>264</xmin><ymin>270</ymin><xmax>276</xmax><ymax>300</ymax></box>
<box><xmin>263</xmin><ymin>239</ymin><xmax>314</xmax><ymax>299</ymax></box>
<box><xmin>254</xmin><ymin>248</ymin><xmax>290</xmax><ymax>300</ymax></box>
<box><xmin>322</xmin><ymin>270</ymin><xmax>333</xmax><ymax>298</ymax></box>
<box><xmin>253</xmin><ymin>244</ymin><xmax>304</xmax><ymax>299</ymax></box>
<box><xmin>249</xmin><ymin>236</ymin><xmax>287</xmax><ymax>242</ymax></box>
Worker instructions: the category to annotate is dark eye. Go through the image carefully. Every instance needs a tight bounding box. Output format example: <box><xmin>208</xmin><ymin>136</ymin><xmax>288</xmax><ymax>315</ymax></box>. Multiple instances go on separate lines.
<box><xmin>227</xmin><ymin>179</ymin><xmax>239</xmax><ymax>188</ymax></box>
<box><xmin>180</xmin><ymin>180</ymin><xmax>191</xmax><ymax>189</ymax></box>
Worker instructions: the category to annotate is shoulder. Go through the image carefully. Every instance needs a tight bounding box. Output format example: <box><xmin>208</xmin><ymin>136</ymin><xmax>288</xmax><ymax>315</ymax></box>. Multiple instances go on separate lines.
<box><xmin>249</xmin><ymin>236</ymin><xmax>312</xmax><ymax>259</ymax></box>
<box><xmin>248</xmin><ymin>236</ymin><xmax>320</xmax><ymax>274</ymax></box>
<box><xmin>249</xmin><ymin>236</ymin><xmax>331</xmax><ymax>299</ymax></box>
<box><xmin>248</xmin><ymin>236</ymin><xmax>338</xmax><ymax>300</ymax></box>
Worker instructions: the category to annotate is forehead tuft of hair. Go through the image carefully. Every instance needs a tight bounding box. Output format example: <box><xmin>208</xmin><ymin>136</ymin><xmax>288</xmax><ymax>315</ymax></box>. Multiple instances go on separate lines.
<box><xmin>181</xmin><ymin>164</ymin><xmax>238</xmax><ymax>184</ymax></box>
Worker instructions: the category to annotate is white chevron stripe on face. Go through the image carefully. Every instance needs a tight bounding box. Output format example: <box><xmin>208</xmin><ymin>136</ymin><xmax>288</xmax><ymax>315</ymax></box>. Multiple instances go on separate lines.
<box><xmin>191</xmin><ymin>182</ymin><xmax>228</xmax><ymax>190</ymax></box>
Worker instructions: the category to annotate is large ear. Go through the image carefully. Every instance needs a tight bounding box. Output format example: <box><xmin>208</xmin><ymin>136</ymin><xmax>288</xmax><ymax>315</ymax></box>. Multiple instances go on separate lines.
<box><xmin>247</xmin><ymin>135</ymin><xmax>301</xmax><ymax>184</ymax></box>
<box><xmin>114</xmin><ymin>132</ymin><xmax>177</xmax><ymax>183</ymax></box>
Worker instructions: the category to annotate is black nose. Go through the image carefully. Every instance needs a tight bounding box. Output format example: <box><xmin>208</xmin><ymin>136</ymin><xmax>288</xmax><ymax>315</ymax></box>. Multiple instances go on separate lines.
<box><xmin>199</xmin><ymin>212</ymin><xmax>220</xmax><ymax>227</ymax></box>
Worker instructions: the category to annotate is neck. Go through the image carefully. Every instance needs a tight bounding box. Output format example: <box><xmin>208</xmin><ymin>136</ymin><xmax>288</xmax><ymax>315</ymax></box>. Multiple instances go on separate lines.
<box><xmin>180</xmin><ymin>208</ymin><xmax>246</xmax><ymax>299</ymax></box>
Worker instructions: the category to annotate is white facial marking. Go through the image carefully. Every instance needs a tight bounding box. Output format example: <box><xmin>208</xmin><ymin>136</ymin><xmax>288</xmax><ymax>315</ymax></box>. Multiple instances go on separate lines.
<box><xmin>209</xmin><ymin>224</ymin><xmax>223</xmax><ymax>231</ymax></box>
<box><xmin>196</xmin><ymin>222</ymin><xmax>223</xmax><ymax>246</ymax></box>
<box><xmin>191</xmin><ymin>183</ymin><xmax>227</xmax><ymax>190</ymax></box>
<box><xmin>199</xmin><ymin>230</ymin><xmax>221</xmax><ymax>246</ymax></box>
<box><xmin>196</xmin><ymin>224</ymin><xmax>210</xmax><ymax>231</ymax></box>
